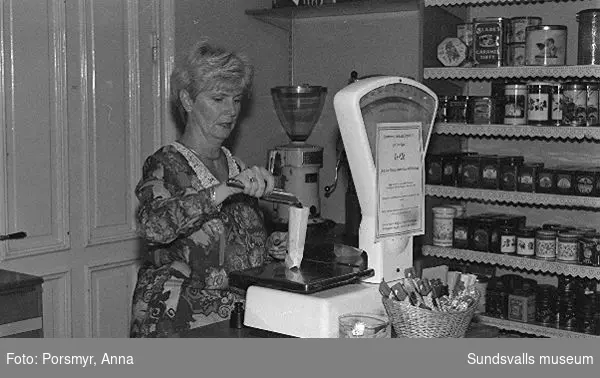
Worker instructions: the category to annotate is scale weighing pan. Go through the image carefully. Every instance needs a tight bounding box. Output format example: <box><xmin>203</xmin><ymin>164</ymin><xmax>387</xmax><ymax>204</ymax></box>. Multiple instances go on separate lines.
<box><xmin>229</xmin><ymin>243</ymin><xmax>374</xmax><ymax>294</ymax></box>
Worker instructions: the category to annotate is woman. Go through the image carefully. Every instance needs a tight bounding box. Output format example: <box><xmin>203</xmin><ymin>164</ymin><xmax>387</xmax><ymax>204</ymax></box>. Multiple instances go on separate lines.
<box><xmin>130</xmin><ymin>41</ymin><xmax>287</xmax><ymax>338</ymax></box>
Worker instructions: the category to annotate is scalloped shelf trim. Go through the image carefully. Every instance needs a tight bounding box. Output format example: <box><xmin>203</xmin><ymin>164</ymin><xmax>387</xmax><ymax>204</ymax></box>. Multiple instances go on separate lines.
<box><xmin>425</xmin><ymin>0</ymin><xmax>560</xmax><ymax>6</ymax></box>
<box><xmin>475</xmin><ymin>315</ymin><xmax>599</xmax><ymax>338</ymax></box>
<box><xmin>425</xmin><ymin>185</ymin><xmax>600</xmax><ymax>208</ymax></box>
<box><xmin>422</xmin><ymin>245</ymin><xmax>600</xmax><ymax>279</ymax></box>
<box><xmin>433</xmin><ymin>123</ymin><xmax>600</xmax><ymax>141</ymax></box>
<box><xmin>424</xmin><ymin>65</ymin><xmax>600</xmax><ymax>80</ymax></box>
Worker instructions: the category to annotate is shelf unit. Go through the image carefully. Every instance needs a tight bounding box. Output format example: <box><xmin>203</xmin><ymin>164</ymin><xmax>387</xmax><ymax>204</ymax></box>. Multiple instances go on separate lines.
<box><xmin>424</xmin><ymin>0</ymin><xmax>600</xmax><ymax>338</ymax></box>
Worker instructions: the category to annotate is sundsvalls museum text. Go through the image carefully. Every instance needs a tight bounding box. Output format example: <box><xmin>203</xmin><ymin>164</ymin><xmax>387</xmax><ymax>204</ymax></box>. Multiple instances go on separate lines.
<box><xmin>467</xmin><ymin>352</ymin><xmax>594</xmax><ymax>365</ymax></box>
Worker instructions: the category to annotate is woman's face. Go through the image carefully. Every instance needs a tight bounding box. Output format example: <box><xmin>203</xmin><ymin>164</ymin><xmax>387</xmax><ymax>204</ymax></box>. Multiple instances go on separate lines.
<box><xmin>186</xmin><ymin>88</ymin><xmax>243</xmax><ymax>142</ymax></box>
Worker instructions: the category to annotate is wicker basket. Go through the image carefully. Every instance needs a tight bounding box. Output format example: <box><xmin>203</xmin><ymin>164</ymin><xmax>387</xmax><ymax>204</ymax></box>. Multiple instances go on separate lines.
<box><xmin>382</xmin><ymin>291</ymin><xmax>480</xmax><ymax>338</ymax></box>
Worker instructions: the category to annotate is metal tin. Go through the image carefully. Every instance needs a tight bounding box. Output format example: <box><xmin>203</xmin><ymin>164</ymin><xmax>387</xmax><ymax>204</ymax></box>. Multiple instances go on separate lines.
<box><xmin>535</xmin><ymin>229</ymin><xmax>557</xmax><ymax>260</ymax></box>
<box><xmin>507</xmin><ymin>42</ymin><xmax>526</xmax><ymax>66</ymax></box>
<box><xmin>500</xmin><ymin>225</ymin><xmax>516</xmax><ymax>254</ymax></box>
<box><xmin>557</xmin><ymin>231</ymin><xmax>579</xmax><ymax>263</ymax></box>
<box><xmin>525</xmin><ymin>25</ymin><xmax>567</xmax><ymax>66</ymax></box>
<box><xmin>509</xmin><ymin>16</ymin><xmax>542</xmax><ymax>43</ymax></box>
<box><xmin>550</xmin><ymin>82</ymin><xmax>563</xmax><ymax>126</ymax></box>
<box><xmin>470</xmin><ymin>217</ymin><xmax>496</xmax><ymax>252</ymax></box>
<box><xmin>468</xmin><ymin>96</ymin><xmax>496</xmax><ymax>124</ymax></box>
<box><xmin>504</xmin><ymin>84</ymin><xmax>527</xmax><ymax>125</ymax></box>
<box><xmin>460</xmin><ymin>154</ymin><xmax>481</xmax><ymax>188</ymax></box>
<box><xmin>447</xmin><ymin>95</ymin><xmax>468</xmax><ymax>123</ymax></box>
<box><xmin>508</xmin><ymin>289</ymin><xmax>536</xmax><ymax>323</ymax></box>
<box><xmin>425</xmin><ymin>153</ymin><xmax>443</xmax><ymax>185</ymax></box>
<box><xmin>457</xmin><ymin>22</ymin><xmax>473</xmax><ymax>63</ymax></box>
<box><xmin>441</xmin><ymin>153</ymin><xmax>460</xmax><ymax>186</ymax></box>
<box><xmin>579</xmin><ymin>233</ymin><xmax>600</xmax><ymax>266</ymax></box>
<box><xmin>574</xmin><ymin>168</ymin><xmax>597</xmax><ymax>196</ymax></box>
<box><xmin>536</xmin><ymin>168</ymin><xmax>555</xmax><ymax>193</ymax></box>
<box><xmin>480</xmin><ymin>154</ymin><xmax>500</xmax><ymax>189</ymax></box>
<box><xmin>562</xmin><ymin>83</ymin><xmax>587</xmax><ymax>126</ymax></box>
<box><xmin>432</xmin><ymin>206</ymin><xmax>456</xmax><ymax>247</ymax></box>
<box><xmin>436</xmin><ymin>95</ymin><xmax>450</xmax><ymax>123</ymax></box>
<box><xmin>586</xmin><ymin>83</ymin><xmax>599</xmax><ymax>126</ymax></box>
<box><xmin>518</xmin><ymin>162</ymin><xmax>544</xmax><ymax>192</ymax></box>
<box><xmin>535</xmin><ymin>284</ymin><xmax>557</xmax><ymax>326</ymax></box>
<box><xmin>473</xmin><ymin>17</ymin><xmax>508</xmax><ymax>67</ymax></box>
<box><xmin>453</xmin><ymin>216</ymin><xmax>471</xmax><ymax>249</ymax></box>
<box><xmin>555</xmin><ymin>168</ymin><xmax>574</xmax><ymax>195</ymax></box>
<box><xmin>516</xmin><ymin>227</ymin><xmax>537</xmax><ymax>256</ymax></box>
<box><xmin>527</xmin><ymin>82</ymin><xmax>553</xmax><ymax>125</ymax></box>
<box><xmin>500</xmin><ymin>156</ymin><xmax>524</xmax><ymax>191</ymax></box>
<box><xmin>577</xmin><ymin>9</ymin><xmax>600</xmax><ymax>65</ymax></box>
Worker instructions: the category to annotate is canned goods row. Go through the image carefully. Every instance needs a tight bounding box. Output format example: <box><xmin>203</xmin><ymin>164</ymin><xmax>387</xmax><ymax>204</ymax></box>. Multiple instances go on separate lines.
<box><xmin>456</xmin><ymin>16</ymin><xmax>567</xmax><ymax>67</ymax></box>
<box><xmin>436</xmin><ymin>95</ymin><xmax>502</xmax><ymax>124</ymax></box>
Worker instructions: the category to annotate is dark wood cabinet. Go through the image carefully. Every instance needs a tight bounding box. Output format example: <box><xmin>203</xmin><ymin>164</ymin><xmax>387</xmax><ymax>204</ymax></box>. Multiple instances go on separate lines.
<box><xmin>0</xmin><ymin>269</ymin><xmax>43</xmax><ymax>338</ymax></box>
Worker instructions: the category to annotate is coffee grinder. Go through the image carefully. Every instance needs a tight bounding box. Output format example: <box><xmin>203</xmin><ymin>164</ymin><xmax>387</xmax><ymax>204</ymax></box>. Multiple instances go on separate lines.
<box><xmin>267</xmin><ymin>85</ymin><xmax>328</xmax><ymax>226</ymax></box>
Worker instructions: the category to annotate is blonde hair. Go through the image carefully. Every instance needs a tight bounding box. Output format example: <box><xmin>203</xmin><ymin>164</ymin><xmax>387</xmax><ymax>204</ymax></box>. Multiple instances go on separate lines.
<box><xmin>170</xmin><ymin>40</ymin><xmax>254</xmax><ymax>129</ymax></box>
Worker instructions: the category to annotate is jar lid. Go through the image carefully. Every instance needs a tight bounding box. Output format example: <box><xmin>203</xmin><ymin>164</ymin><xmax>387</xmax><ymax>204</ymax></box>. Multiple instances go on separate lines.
<box><xmin>525</xmin><ymin>25</ymin><xmax>567</xmax><ymax>31</ymax></box>
<box><xmin>536</xmin><ymin>229</ymin><xmax>557</xmax><ymax>237</ymax></box>
<box><xmin>584</xmin><ymin>232</ymin><xmax>600</xmax><ymax>241</ymax></box>
<box><xmin>558</xmin><ymin>232</ymin><xmax>578</xmax><ymax>239</ymax></box>
<box><xmin>527</xmin><ymin>81</ymin><xmax>554</xmax><ymax>87</ymax></box>
<box><xmin>577</xmin><ymin>9</ymin><xmax>600</xmax><ymax>16</ymax></box>
<box><xmin>432</xmin><ymin>206</ymin><xmax>456</xmax><ymax>216</ymax></box>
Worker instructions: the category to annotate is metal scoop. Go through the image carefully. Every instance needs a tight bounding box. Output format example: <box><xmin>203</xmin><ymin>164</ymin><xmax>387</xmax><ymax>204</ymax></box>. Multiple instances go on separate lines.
<box><xmin>226</xmin><ymin>178</ymin><xmax>303</xmax><ymax>208</ymax></box>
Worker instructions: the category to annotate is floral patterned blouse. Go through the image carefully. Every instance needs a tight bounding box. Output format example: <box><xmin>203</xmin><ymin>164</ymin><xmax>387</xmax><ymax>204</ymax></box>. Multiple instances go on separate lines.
<box><xmin>130</xmin><ymin>142</ymin><xmax>273</xmax><ymax>338</ymax></box>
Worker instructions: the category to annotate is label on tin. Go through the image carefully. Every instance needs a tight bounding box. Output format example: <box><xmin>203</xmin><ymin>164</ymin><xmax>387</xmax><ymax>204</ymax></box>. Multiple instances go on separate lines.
<box><xmin>510</xmin><ymin>18</ymin><xmax>542</xmax><ymax>43</ymax></box>
<box><xmin>525</xmin><ymin>27</ymin><xmax>567</xmax><ymax>66</ymax></box>
<box><xmin>474</xmin><ymin>20</ymin><xmax>504</xmax><ymax>66</ymax></box>
<box><xmin>586</xmin><ymin>88</ymin><xmax>599</xmax><ymax>126</ymax></box>
<box><xmin>562</xmin><ymin>88</ymin><xmax>587</xmax><ymax>126</ymax></box>
<box><xmin>576</xmin><ymin>175</ymin><xmax>594</xmax><ymax>195</ymax></box>
<box><xmin>517</xmin><ymin>237</ymin><xmax>535</xmax><ymax>256</ymax></box>
<box><xmin>527</xmin><ymin>93</ymin><xmax>550</xmax><ymax>121</ymax></box>
<box><xmin>505</xmin><ymin>93</ymin><xmax>526</xmax><ymax>120</ymax></box>
<box><xmin>501</xmin><ymin>235</ymin><xmax>516</xmax><ymax>253</ymax></box>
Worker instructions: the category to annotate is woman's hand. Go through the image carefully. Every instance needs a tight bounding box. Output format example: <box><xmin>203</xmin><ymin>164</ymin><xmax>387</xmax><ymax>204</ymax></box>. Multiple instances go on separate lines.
<box><xmin>266</xmin><ymin>231</ymin><xmax>288</xmax><ymax>260</ymax></box>
<box><xmin>230</xmin><ymin>166</ymin><xmax>275</xmax><ymax>198</ymax></box>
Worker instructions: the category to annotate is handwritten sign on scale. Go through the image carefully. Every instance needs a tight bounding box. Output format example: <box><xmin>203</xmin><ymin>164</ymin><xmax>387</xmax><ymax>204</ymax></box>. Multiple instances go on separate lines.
<box><xmin>375</xmin><ymin>122</ymin><xmax>424</xmax><ymax>239</ymax></box>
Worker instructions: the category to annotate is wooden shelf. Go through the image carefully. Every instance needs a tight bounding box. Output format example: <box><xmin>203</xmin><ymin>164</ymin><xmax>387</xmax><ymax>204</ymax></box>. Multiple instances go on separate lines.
<box><xmin>425</xmin><ymin>0</ymin><xmax>573</xmax><ymax>6</ymax></box>
<box><xmin>424</xmin><ymin>65</ymin><xmax>600</xmax><ymax>80</ymax></box>
<box><xmin>475</xmin><ymin>315</ymin><xmax>600</xmax><ymax>338</ymax></box>
<box><xmin>246</xmin><ymin>0</ymin><xmax>419</xmax><ymax>31</ymax></box>
<box><xmin>422</xmin><ymin>245</ymin><xmax>600</xmax><ymax>279</ymax></box>
<box><xmin>425</xmin><ymin>185</ymin><xmax>600</xmax><ymax>208</ymax></box>
<box><xmin>433</xmin><ymin>123</ymin><xmax>600</xmax><ymax>141</ymax></box>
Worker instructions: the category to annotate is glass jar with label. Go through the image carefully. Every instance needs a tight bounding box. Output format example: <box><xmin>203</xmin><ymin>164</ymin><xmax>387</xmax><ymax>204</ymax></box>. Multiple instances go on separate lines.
<box><xmin>562</xmin><ymin>83</ymin><xmax>587</xmax><ymax>126</ymax></box>
<box><xmin>556</xmin><ymin>231</ymin><xmax>579</xmax><ymax>263</ymax></box>
<box><xmin>535</xmin><ymin>229</ymin><xmax>557</xmax><ymax>260</ymax></box>
<box><xmin>499</xmin><ymin>225</ymin><xmax>516</xmax><ymax>254</ymax></box>
<box><xmin>432</xmin><ymin>206</ymin><xmax>456</xmax><ymax>247</ymax></box>
<box><xmin>504</xmin><ymin>84</ymin><xmax>527</xmax><ymax>125</ymax></box>
<box><xmin>527</xmin><ymin>82</ymin><xmax>553</xmax><ymax>125</ymax></box>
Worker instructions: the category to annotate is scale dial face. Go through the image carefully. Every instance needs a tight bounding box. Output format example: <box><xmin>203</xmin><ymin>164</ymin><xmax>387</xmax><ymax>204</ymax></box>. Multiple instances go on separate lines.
<box><xmin>359</xmin><ymin>82</ymin><xmax>436</xmax><ymax>161</ymax></box>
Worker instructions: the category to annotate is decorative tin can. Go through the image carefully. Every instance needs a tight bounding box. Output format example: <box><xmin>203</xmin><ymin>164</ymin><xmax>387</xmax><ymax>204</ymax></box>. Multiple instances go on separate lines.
<box><xmin>518</xmin><ymin>162</ymin><xmax>544</xmax><ymax>192</ymax></box>
<box><xmin>555</xmin><ymin>168</ymin><xmax>574</xmax><ymax>195</ymax></box>
<box><xmin>436</xmin><ymin>95</ymin><xmax>450</xmax><ymax>123</ymax></box>
<box><xmin>556</xmin><ymin>231</ymin><xmax>579</xmax><ymax>263</ymax></box>
<box><xmin>562</xmin><ymin>83</ymin><xmax>587</xmax><ymax>126</ymax></box>
<box><xmin>525</xmin><ymin>25</ymin><xmax>567</xmax><ymax>66</ymax></box>
<box><xmin>535</xmin><ymin>229</ymin><xmax>557</xmax><ymax>260</ymax></box>
<box><xmin>586</xmin><ymin>83</ymin><xmax>599</xmax><ymax>126</ymax></box>
<box><xmin>480</xmin><ymin>154</ymin><xmax>500</xmax><ymax>189</ymax></box>
<box><xmin>457</xmin><ymin>22</ymin><xmax>473</xmax><ymax>62</ymax></box>
<box><xmin>509</xmin><ymin>16</ymin><xmax>542</xmax><ymax>43</ymax></box>
<box><xmin>536</xmin><ymin>168</ymin><xmax>555</xmax><ymax>193</ymax></box>
<box><xmin>579</xmin><ymin>233</ymin><xmax>600</xmax><ymax>266</ymax></box>
<box><xmin>535</xmin><ymin>284</ymin><xmax>557</xmax><ymax>326</ymax></box>
<box><xmin>473</xmin><ymin>17</ymin><xmax>508</xmax><ymax>67</ymax></box>
<box><xmin>441</xmin><ymin>153</ymin><xmax>460</xmax><ymax>186</ymax></box>
<box><xmin>468</xmin><ymin>96</ymin><xmax>496</xmax><ymax>124</ymax></box>
<box><xmin>517</xmin><ymin>227</ymin><xmax>537</xmax><ymax>256</ymax></box>
<box><xmin>437</xmin><ymin>37</ymin><xmax>467</xmax><ymax>67</ymax></box>
<box><xmin>470</xmin><ymin>217</ymin><xmax>497</xmax><ymax>252</ymax></box>
<box><xmin>500</xmin><ymin>225</ymin><xmax>516</xmax><ymax>254</ymax></box>
<box><xmin>550</xmin><ymin>82</ymin><xmax>563</xmax><ymax>126</ymax></box>
<box><xmin>460</xmin><ymin>154</ymin><xmax>482</xmax><ymax>188</ymax></box>
<box><xmin>508</xmin><ymin>289</ymin><xmax>536</xmax><ymax>323</ymax></box>
<box><xmin>500</xmin><ymin>156</ymin><xmax>524</xmax><ymax>191</ymax></box>
<box><xmin>504</xmin><ymin>84</ymin><xmax>527</xmax><ymax>125</ymax></box>
<box><xmin>574</xmin><ymin>168</ymin><xmax>597</xmax><ymax>196</ymax></box>
<box><xmin>577</xmin><ymin>9</ymin><xmax>600</xmax><ymax>65</ymax></box>
<box><xmin>447</xmin><ymin>95</ymin><xmax>468</xmax><ymax>123</ymax></box>
<box><xmin>453</xmin><ymin>215</ymin><xmax>471</xmax><ymax>249</ymax></box>
<box><xmin>527</xmin><ymin>82</ymin><xmax>553</xmax><ymax>125</ymax></box>
<box><xmin>432</xmin><ymin>206</ymin><xmax>456</xmax><ymax>247</ymax></box>
<box><xmin>426</xmin><ymin>154</ymin><xmax>442</xmax><ymax>184</ymax></box>
<box><xmin>507</xmin><ymin>43</ymin><xmax>526</xmax><ymax>66</ymax></box>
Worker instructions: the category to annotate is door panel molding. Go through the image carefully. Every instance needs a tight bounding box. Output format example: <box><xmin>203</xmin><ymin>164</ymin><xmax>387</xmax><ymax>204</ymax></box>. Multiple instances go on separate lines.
<box><xmin>84</xmin><ymin>258</ymin><xmax>140</xmax><ymax>338</ymax></box>
<box><xmin>41</xmin><ymin>268</ymin><xmax>72</xmax><ymax>338</ymax></box>
<box><xmin>0</xmin><ymin>0</ymin><xmax>70</xmax><ymax>260</ymax></box>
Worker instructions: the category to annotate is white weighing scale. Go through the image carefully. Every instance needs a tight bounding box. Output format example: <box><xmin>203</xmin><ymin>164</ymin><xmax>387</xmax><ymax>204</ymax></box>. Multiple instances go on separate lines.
<box><xmin>237</xmin><ymin>77</ymin><xmax>438</xmax><ymax>338</ymax></box>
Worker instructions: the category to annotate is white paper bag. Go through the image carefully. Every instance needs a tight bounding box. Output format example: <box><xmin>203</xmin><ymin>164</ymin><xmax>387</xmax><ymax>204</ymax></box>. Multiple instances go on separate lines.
<box><xmin>284</xmin><ymin>206</ymin><xmax>310</xmax><ymax>269</ymax></box>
